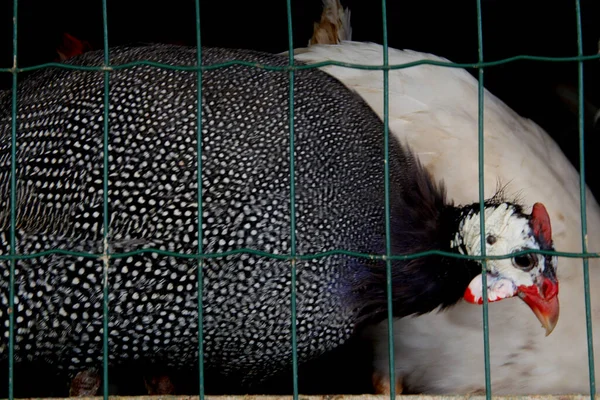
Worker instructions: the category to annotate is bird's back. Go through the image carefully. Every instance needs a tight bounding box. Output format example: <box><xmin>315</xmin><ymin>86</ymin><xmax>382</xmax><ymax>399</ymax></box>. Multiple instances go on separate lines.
<box><xmin>0</xmin><ymin>45</ymin><xmax>418</xmax><ymax>386</ymax></box>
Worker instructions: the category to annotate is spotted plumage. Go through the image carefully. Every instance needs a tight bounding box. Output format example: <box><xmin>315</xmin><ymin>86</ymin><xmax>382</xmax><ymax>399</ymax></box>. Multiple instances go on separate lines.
<box><xmin>0</xmin><ymin>44</ymin><xmax>558</xmax><ymax>393</ymax></box>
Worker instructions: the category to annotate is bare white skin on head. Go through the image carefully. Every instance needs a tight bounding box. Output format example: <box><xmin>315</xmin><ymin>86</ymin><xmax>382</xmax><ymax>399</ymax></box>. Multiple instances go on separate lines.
<box><xmin>465</xmin><ymin>274</ymin><xmax>517</xmax><ymax>303</ymax></box>
<box><xmin>451</xmin><ymin>203</ymin><xmax>549</xmax><ymax>303</ymax></box>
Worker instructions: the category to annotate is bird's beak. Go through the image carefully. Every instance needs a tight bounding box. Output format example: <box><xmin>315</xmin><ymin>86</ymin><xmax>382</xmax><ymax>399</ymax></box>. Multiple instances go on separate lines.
<box><xmin>517</xmin><ymin>276</ymin><xmax>559</xmax><ymax>336</ymax></box>
<box><xmin>463</xmin><ymin>269</ymin><xmax>560</xmax><ymax>336</ymax></box>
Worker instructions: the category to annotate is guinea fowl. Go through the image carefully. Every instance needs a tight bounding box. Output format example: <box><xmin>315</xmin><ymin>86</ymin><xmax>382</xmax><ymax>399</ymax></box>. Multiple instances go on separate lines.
<box><xmin>292</xmin><ymin>0</ymin><xmax>599</xmax><ymax>394</ymax></box>
<box><xmin>0</xmin><ymin>45</ymin><xmax>559</xmax><ymax>396</ymax></box>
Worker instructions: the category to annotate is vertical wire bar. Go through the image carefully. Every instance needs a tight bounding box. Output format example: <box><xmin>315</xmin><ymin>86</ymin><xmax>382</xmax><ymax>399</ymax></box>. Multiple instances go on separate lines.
<box><xmin>101</xmin><ymin>0</ymin><xmax>111</xmax><ymax>397</ymax></box>
<box><xmin>283</xmin><ymin>0</ymin><xmax>299</xmax><ymax>397</ymax></box>
<box><xmin>193</xmin><ymin>0</ymin><xmax>205</xmax><ymax>398</ymax></box>
<box><xmin>574</xmin><ymin>0</ymin><xmax>596</xmax><ymax>396</ymax></box>
<box><xmin>474</xmin><ymin>0</ymin><xmax>492</xmax><ymax>398</ymax></box>
<box><xmin>380</xmin><ymin>0</ymin><xmax>396</xmax><ymax>398</ymax></box>
<box><xmin>8</xmin><ymin>0</ymin><xmax>19</xmax><ymax>399</ymax></box>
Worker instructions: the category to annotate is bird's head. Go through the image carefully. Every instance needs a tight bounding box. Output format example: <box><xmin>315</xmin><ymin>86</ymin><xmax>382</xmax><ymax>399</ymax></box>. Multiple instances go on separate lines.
<box><xmin>450</xmin><ymin>201</ymin><xmax>559</xmax><ymax>335</ymax></box>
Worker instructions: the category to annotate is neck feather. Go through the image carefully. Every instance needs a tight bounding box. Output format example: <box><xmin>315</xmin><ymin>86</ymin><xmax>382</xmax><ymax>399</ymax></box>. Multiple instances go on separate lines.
<box><xmin>354</xmin><ymin>203</ymin><xmax>482</xmax><ymax>326</ymax></box>
<box><xmin>351</xmin><ymin>143</ymin><xmax>513</xmax><ymax>326</ymax></box>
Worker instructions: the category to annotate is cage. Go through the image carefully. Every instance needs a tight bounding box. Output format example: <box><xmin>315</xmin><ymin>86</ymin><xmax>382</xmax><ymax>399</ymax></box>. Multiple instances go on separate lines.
<box><xmin>0</xmin><ymin>0</ymin><xmax>599</xmax><ymax>399</ymax></box>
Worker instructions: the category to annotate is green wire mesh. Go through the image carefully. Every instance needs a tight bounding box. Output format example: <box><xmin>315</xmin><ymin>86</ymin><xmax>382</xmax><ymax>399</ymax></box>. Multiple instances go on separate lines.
<box><xmin>283</xmin><ymin>0</ymin><xmax>300</xmax><ymax>398</ymax></box>
<box><xmin>379</xmin><ymin>0</ymin><xmax>396</xmax><ymax>396</ymax></box>
<box><xmin>193</xmin><ymin>0</ymin><xmax>206</xmax><ymax>399</ymax></box>
<box><xmin>7</xmin><ymin>0</ymin><xmax>17</xmax><ymax>398</ymax></box>
<box><xmin>3</xmin><ymin>0</ymin><xmax>600</xmax><ymax>400</ymax></box>
<box><xmin>100</xmin><ymin>1</ymin><xmax>111</xmax><ymax>397</ymax></box>
<box><xmin>474</xmin><ymin>0</ymin><xmax>492</xmax><ymax>394</ymax></box>
<box><xmin>574</xmin><ymin>0</ymin><xmax>596</xmax><ymax>396</ymax></box>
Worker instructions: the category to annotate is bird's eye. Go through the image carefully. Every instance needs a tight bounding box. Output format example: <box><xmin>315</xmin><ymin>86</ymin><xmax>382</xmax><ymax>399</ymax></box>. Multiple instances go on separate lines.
<box><xmin>486</xmin><ymin>235</ymin><xmax>497</xmax><ymax>245</ymax></box>
<box><xmin>512</xmin><ymin>253</ymin><xmax>537</xmax><ymax>271</ymax></box>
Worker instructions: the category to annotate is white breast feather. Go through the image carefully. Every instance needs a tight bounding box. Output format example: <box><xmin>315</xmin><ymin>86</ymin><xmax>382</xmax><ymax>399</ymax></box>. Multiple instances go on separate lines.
<box><xmin>294</xmin><ymin>41</ymin><xmax>600</xmax><ymax>394</ymax></box>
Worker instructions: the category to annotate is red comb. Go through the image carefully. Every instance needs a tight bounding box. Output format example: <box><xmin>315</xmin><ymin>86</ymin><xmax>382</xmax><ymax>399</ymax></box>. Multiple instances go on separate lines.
<box><xmin>56</xmin><ymin>33</ymin><xmax>92</xmax><ymax>61</ymax></box>
<box><xmin>531</xmin><ymin>202</ymin><xmax>552</xmax><ymax>244</ymax></box>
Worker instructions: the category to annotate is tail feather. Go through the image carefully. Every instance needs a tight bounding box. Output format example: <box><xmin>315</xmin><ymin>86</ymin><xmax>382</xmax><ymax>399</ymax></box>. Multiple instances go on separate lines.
<box><xmin>309</xmin><ymin>0</ymin><xmax>352</xmax><ymax>46</ymax></box>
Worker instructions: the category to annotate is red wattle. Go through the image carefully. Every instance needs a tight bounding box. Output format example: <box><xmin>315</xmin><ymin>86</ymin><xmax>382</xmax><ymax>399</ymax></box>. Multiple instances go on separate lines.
<box><xmin>463</xmin><ymin>287</ymin><xmax>483</xmax><ymax>304</ymax></box>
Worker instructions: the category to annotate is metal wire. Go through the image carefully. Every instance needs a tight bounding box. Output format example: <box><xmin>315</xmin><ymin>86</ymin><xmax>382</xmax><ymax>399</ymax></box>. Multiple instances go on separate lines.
<box><xmin>7</xmin><ymin>0</ymin><xmax>18</xmax><ymax>398</ymax></box>
<box><xmin>4</xmin><ymin>53</ymin><xmax>600</xmax><ymax>75</ymax></box>
<box><xmin>379</xmin><ymin>0</ymin><xmax>397</xmax><ymax>398</ymax></box>
<box><xmin>101</xmin><ymin>0</ymin><xmax>111</xmax><ymax>398</ymax></box>
<box><xmin>2</xmin><ymin>1</ymin><xmax>597</xmax><ymax>399</ymax></box>
<box><xmin>283</xmin><ymin>0</ymin><xmax>299</xmax><ymax>397</ymax></box>
<box><xmin>0</xmin><ymin>246</ymin><xmax>593</xmax><ymax>262</ymax></box>
<box><xmin>193</xmin><ymin>0</ymin><xmax>205</xmax><ymax>399</ymax></box>
<box><xmin>574</xmin><ymin>0</ymin><xmax>596</xmax><ymax>396</ymax></box>
<box><xmin>475</xmin><ymin>0</ymin><xmax>492</xmax><ymax>398</ymax></box>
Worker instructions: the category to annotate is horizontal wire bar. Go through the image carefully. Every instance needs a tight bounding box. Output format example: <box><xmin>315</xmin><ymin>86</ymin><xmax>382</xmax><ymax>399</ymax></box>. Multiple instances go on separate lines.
<box><xmin>2</xmin><ymin>52</ymin><xmax>600</xmax><ymax>75</ymax></box>
<box><xmin>0</xmin><ymin>247</ymin><xmax>596</xmax><ymax>261</ymax></box>
<box><xmin>1</xmin><ymin>395</ymin><xmax>599</xmax><ymax>400</ymax></box>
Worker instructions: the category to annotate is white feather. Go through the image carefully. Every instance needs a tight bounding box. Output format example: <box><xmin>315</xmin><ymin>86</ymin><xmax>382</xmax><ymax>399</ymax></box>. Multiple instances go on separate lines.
<box><xmin>293</xmin><ymin>41</ymin><xmax>600</xmax><ymax>394</ymax></box>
